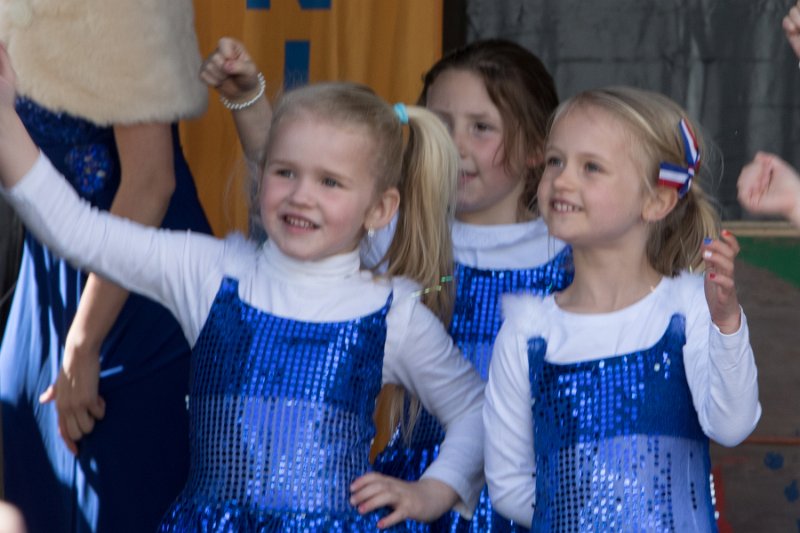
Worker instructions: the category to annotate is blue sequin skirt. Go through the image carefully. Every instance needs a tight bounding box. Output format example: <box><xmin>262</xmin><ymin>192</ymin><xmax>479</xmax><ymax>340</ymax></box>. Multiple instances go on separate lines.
<box><xmin>159</xmin><ymin>498</ymin><xmax>382</xmax><ymax>532</ymax></box>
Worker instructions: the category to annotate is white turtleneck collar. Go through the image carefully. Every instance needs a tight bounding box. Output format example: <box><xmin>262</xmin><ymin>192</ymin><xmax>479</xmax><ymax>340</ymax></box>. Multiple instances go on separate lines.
<box><xmin>451</xmin><ymin>218</ymin><xmax>566</xmax><ymax>270</ymax></box>
<box><xmin>260</xmin><ymin>239</ymin><xmax>363</xmax><ymax>284</ymax></box>
<box><xmin>451</xmin><ymin>218</ymin><xmax>549</xmax><ymax>249</ymax></box>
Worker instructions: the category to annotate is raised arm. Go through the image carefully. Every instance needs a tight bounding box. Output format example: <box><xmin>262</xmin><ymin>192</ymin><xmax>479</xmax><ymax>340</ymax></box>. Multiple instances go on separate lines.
<box><xmin>683</xmin><ymin>267</ymin><xmax>761</xmax><ymax>447</ymax></box>
<box><xmin>200</xmin><ymin>37</ymin><xmax>272</xmax><ymax>169</ymax></box>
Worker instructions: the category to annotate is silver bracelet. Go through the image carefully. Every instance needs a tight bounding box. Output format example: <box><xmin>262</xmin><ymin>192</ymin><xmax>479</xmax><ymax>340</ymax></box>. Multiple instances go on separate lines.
<box><xmin>219</xmin><ymin>72</ymin><xmax>266</xmax><ymax>111</ymax></box>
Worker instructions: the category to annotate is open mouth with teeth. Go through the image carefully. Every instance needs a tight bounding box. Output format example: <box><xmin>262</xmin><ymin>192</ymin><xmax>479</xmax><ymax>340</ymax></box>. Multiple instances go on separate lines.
<box><xmin>551</xmin><ymin>200</ymin><xmax>582</xmax><ymax>213</ymax></box>
<box><xmin>283</xmin><ymin>214</ymin><xmax>319</xmax><ymax>230</ymax></box>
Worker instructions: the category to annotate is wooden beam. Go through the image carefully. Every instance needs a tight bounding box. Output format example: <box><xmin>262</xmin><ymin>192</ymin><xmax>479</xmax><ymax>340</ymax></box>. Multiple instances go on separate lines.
<box><xmin>722</xmin><ymin>221</ymin><xmax>800</xmax><ymax>238</ymax></box>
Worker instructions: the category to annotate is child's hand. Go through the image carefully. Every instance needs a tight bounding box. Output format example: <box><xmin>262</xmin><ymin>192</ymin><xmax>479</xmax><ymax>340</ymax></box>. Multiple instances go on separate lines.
<box><xmin>702</xmin><ymin>230</ymin><xmax>742</xmax><ymax>334</ymax></box>
<box><xmin>784</xmin><ymin>0</ymin><xmax>800</xmax><ymax>59</ymax></box>
<box><xmin>350</xmin><ymin>473</ymin><xmax>458</xmax><ymax>529</ymax></box>
<box><xmin>0</xmin><ymin>42</ymin><xmax>17</xmax><ymax>108</ymax></box>
<box><xmin>199</xmin><ymin>37</ymin><xmax>261</xmax><ymax>105</ymax></box>
<box><xmin>39</xmin><ymin>339</ymin><xmax>106</xmax><ymax>455</ymax></box>
<box><xmin>737</xmin><ymin>151</ymin><xmax>800</xmax><ymax>225</ymax></box>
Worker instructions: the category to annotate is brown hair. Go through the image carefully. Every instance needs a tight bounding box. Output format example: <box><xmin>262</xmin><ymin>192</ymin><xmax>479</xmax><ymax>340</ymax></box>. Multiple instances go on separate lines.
<box><xmin>550</xmin><ymin>86</ymin><xmax>719</xmax><ymax>276</ymax></box>
<box><xmin>419</xmin><ymin>39</ymin><xmax>559</xmax><ymax>218</ymax></box>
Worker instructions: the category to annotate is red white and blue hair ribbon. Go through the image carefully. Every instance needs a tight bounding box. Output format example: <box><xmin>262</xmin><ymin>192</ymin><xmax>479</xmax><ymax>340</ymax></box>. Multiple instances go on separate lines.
<box><xmin>658</xmin><ymin>118</ymin><xmax>700</xmax><ymax>198</ymax></box>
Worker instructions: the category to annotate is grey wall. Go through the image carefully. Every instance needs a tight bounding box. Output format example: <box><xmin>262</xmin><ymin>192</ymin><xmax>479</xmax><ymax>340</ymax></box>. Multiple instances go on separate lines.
<box><xmin>463</xmin><ymin>0</ymin><xmax>800</xmax><ymax>219</ymax></box>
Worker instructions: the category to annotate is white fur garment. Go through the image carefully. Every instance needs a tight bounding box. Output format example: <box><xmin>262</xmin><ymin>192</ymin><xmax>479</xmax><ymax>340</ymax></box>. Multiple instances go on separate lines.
<box><xmin>0</xmin><ymin>0</ymin><xmax>208</xmax><ymax>125</ymax></box>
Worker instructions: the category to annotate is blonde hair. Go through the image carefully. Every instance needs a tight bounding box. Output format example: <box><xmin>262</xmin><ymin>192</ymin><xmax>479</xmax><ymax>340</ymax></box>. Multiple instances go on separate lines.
<box><xmin>551</xmin><ymin>86</ymin><xmax>720</xmax><ymax>276</ymax></box>
<box><xmin>382</xmin><ymin>104</ymin><xmax>457</xmax><ymax>322</ymax></box>
<box><xmin>380</xmin><ymin>105</ymin><xmax>458</xmax><ymax>440</ymax></box>
<box><xmin>265</xmin><ymin>83</ymin><xmax>459</xmax><ymax>439</ymax></box>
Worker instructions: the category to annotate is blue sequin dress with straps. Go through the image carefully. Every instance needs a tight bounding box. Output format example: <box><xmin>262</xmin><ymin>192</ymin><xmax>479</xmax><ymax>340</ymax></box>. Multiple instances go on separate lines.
<box><xmin>0</xmin><ymin>97</ymin><xmax>211</xmax><ymax>533</ymax></box>
<box><xmin>526</xmin><ymin>314</ymin><xmax>717</xmax><ymax>532</ymax></box>
<box><xmin>159</xmin><ymin>277</ymin><xmax>394</xmax><ymax>531</ymax></box>
<box><xmin>375</xmin><ymin>247</ymin><xmax>573</xmax><ymax>533</ymax></box>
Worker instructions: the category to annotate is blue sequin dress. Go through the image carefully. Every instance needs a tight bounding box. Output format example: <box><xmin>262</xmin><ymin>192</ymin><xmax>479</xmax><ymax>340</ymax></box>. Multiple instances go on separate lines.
<box><xmin>158</xmin><ymin>277</ymin><xmax>392</xmax><ymax>531</ymax></box>
<box><xmin>374</xmin><ymin>221</ymin><xmax>574</xmax><ymax>533</ymax></box>
<box><xmin>0</xmin><ymin>98</ymin><xmax>211</xmax><ymax>533</ymax></box>
<box><xmin>527</xmin><ymin>314</ymin><xmax>717</xmax><ymax>532</ymax></box>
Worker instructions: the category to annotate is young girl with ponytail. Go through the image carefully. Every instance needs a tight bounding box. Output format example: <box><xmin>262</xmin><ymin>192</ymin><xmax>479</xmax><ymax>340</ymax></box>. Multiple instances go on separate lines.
<box><xmin>0</xmin><ymin>43</ymin><xmax>485</xmax><ymax>530</ymax></box>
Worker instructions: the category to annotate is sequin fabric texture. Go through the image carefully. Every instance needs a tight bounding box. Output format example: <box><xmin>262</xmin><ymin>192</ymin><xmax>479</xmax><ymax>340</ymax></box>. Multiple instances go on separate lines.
<box><xmin>449</xmin><ymin>247</ymin><xmax>574</xmax><ymax>381</ymax></box>
<box><xmin>375</xmin><ymin>248</ymin><xmax>574</xmax><ymax>533</ymax></box>
<box><xmin>527</xmin><ymin>314</ymin><xmax>717</xmax><ymax>532</ymax></box>
<box><xmin>159</xmin><ymin>278</ymin><xmax>392</xmax><ymax>531</ymax></box>
<box><xmin>16</xmin><ymin>97</ymin><xmax>115</xmax><ymax>197</ymax></box>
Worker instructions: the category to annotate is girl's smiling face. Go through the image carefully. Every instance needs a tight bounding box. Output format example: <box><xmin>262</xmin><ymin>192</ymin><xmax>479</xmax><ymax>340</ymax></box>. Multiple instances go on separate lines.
<box><xmin>539</xmin><ymin>104</ymin><xmax>652</xmax><ymax>251</ymax></box>
<box><xmin>260</xmin><ymin>116</ymin><xmax>387</xmax><ymax>262</ymax></box>
<box><xmin>425</xmin><ymin>68</ymin><xmax>524</xmax><ymax>225</ymax></box>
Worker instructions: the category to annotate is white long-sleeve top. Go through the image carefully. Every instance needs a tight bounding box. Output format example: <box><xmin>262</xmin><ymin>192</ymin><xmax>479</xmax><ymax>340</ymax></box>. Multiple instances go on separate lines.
<box><xmin>483</xmin><ymin>274</ymin><xmax>761</xmax><ymax>528</ymax></box>
<box><xmin>362</xmin><ymin>216</ymin><xmax>568</xmax><ymax>272</ymax></box>
<box><xmin>3</xmin><ymin>153</ymin><xmax>486</xmax><ymax>515</ymax></box>
<box><xmin>450</xmin><ymin>218</ymin><xmax>567</xmax><ymax>270</ymax></box>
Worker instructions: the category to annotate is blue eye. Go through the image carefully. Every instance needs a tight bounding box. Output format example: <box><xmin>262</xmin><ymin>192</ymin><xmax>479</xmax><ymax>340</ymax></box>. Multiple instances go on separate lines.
<box><xmin>585</xmin><ymin>162</ymin><xmax>602</xmax><ymax>173</ymax></box>
<box><xmin>321</xmin><ymin>177</ymin><xmax>340</xmax><ymax>188</ymax></box>
<box><xmin>546</xmin><ymin>156</ymin><xmax>563</xmax><ymax>168</ymax></box>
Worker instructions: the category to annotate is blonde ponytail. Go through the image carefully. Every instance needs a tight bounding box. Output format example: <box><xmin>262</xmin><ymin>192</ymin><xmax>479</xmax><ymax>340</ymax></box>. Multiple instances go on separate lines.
<box><xmin>648</xmin><ymin>180</ymin><xmax>719</xmax><ymax>276</ymax></box>
<box><xmin>384</xmin><ymin>105</ymin><xmax>458</xmax><ymax>323</ymax></box>
<box><xmin>381</xmin><ymin>105</ymin><xmax>458</xmax><ymax>440</ymax></box>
